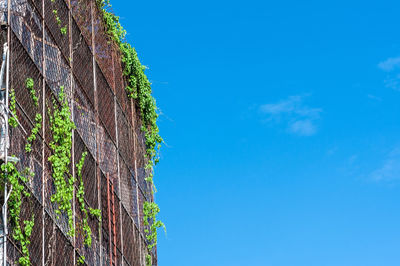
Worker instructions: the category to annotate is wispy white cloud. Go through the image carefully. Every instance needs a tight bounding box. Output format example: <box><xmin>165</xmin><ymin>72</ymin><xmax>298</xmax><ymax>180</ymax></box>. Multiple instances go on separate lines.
<box><xmin>378</xmin><ymin>56</ymin><xmax>400</xmax><ymax>72</ymax></box>
<box><xmin>383</xmin><ymin>74</ymin><xmax>400</xmax><ymax>91</ymax></box>
<box><xmin>370</xmin><ymin>148</ymin><xmax>400</xmax><ymax>182</ymax></box>
<box><xmin>367</xmin><ymin>94</ymin><xmax>382</xmax><ymax>101</ymax></box>
<box><xmin>289</xmin><ymin>119</ymin><xmax>316</xmax><ymax>136</ymax></box>
<box><xmin>259</xmin><ymin>95</ymin><xmax>322</xmax><ymax>136</ymax></box>
<box><xmin>378</xmin><ymin>57</ymin><xmax>400</xmax><ymax>91</ymax></box>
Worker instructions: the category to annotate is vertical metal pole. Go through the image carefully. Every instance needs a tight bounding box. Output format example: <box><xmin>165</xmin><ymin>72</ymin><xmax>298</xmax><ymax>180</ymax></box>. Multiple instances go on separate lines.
<box><xmin>111</xmin><ymin>182</ymin><xmax>116</xmax><ymax>264</ymax></box>
<box><xmin>41</xmin><ymin>0</ymin><xmax>46</xmax><ymax>265</ymax></box>
<box><xmin>91</xmin><ymin>1</ymin><xmax>103</xmax><ymax>265</ymax></box>
<box><xmin>2</xmin><ymin>48</ymin><xmax>7</xmax><ymax>266</ymax></box>
<box><xmin>3</xmin><ymin>0</ymin><xmax>10</xmax><ymax>263</ymax></box>
<box><xmin>68</xmin><ymin>2</ymin><xmax>76</xmax><ymax>265</ymax></box>
<box><xmin>106</xmin><ymin>173</ymin><xmax>111</xmax><ymax>266</ymax></box>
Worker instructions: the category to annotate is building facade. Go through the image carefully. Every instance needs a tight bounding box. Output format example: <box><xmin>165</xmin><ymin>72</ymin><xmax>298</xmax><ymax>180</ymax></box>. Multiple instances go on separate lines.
<box><xmin>0</xmin><ymin>0</ymin><xmax>155</xmax><ymax>265</ymax></box>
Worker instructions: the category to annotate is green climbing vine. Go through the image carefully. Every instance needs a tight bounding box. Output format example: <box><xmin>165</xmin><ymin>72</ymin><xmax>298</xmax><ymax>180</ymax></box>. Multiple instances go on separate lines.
<box><xmin>143</xmin><ymin>201</ymin><xmax>165</xmax><ymax>265</ymax></box>
<box><xmin>50</xmin><ymin>0</ymin><xmax>67</xmax><ymax>35</ymax></box>
<box><xmin>97</xmin><ymin>1</ymin><xmax>164</xmax><ymax>264</ymax></box>
<box><xmin>47</xmin><ymin>86</ymin><xmax>76</xmax><ymax>237</ymax></box>
<box><xmin>2</xmin><ymin>77</ymin><xmax>40</xmax><ymax>265</ymax></box>
<box><xmin>9</xmin><ymin>87</ymin><xmax>18</xmax><ymax>128</ymax></box>
<box><xmin>25</xmin><ymin>78</ymin><xmax>42</xmax><ymax>153</ymax></box>
<box><xmin>25</xmin><ymin>78</ymin><xmax>38</xmax><ymax>107</ymax></box>
<box><xmin>77</xmin><ymin>255</ymin><xmax>85</xmax><ymax>265</ymax></box>
<box><xmin>0</xmin><ymin>162</ymin><xmax>35</xmax><ymax>266</ymax></box>
<box><xmin>25</xmin><ymin>113</ymin><xmax>42</xmax><ymax>153</ymax></box>
<box><xmin>47</xmin><ymin>86</ymin><xmax>100</xmax><ymax>255</ymax></box>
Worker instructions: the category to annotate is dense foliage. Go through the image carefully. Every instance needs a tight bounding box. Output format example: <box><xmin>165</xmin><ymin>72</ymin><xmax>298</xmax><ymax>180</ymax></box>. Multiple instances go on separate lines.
<box><xmin>8</xmin><ymin>88</ymin><xmax>18</xmax><ymax>128</ymax></box>
<box><xmin>47</xmin><ymin>86</ymin><xmax>76</xmax><ymax>236</ymax></box>
<box><xmin>97</xmin><ymin>0</ymin><xmax>164</xmax><ymax>264</ymax></box>
<box><xmin>0</xmin><ymin>162</ymin><xmax>35</xmax><ymax>266</ymax></box>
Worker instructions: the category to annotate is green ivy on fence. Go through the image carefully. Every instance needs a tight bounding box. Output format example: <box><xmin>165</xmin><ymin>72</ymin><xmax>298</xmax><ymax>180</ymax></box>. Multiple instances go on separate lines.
<box><xmin>97</xmin><ymin>1</ymin><xmax>164</xmax><ymax>264</ymax></box>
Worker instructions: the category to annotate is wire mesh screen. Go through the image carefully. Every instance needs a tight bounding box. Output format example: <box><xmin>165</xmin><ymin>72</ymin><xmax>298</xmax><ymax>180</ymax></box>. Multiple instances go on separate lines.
<box><xmin>10</xmin><ymin>31</ymin><xmax>42</xmax><ymax>123</ymax></box>
<box><xmin>120</xmin><ymin>155</ymin><xmax>139</xmax><ymax>226</ymax></box>
<box><xmin>73</xmin><ymin>76</ymin><xmax>97</xmax><ymax>157</ymax></box>
<box><xmin>92</xmin><ymin>4</ymin><xmax>114</xmax><ymax>92</ymax></box>
<box><xmin>44</xmin><ymin>146</ymin><xmax>72</xmax><ymax>237</ymax></box>
<box><xmin>74</xmin><ymin>192</ymin><xmax>101</xmax><ymax>266</ymax></box>
<box><xmin>44</xmin><ymin>212</ymin><xmax>74</xmax><ymax>266</ymax></box>
<box><xmin>96</xmin><ymin>62</ymin><xmax>116</xmax><ymax>142</ymax></box>
<box><xmin>100</xmin><ymin>171</ymin><xmax>108</xmax><ymax>233</ymax></box>
<box><xmin>20</xmin><ymin>191</ymin><xmax>43</xmax><ymax>265</ymax></box>
<box><xmin>6</xmin><ymin>238</ymin><xmax>20</xmax><ymax>265</ymax></box>
<box><xmin>71</xmin><ymin>17</ymin><xmax>94</xmax><ymax>106</ymax></box>
<box><xmin>114</xmin><ymin>192</ymin><xmax>121</xmax><ymax>250</ymax></box>
<box><xmin>10</xmin><ymin>0</ymin><xmax>43</xmax><ymax>73</ymax></box>
<box><xmin>74</xmin><ymin>132</ymin><xmax>97</xmax><ymax>208</ymax></box>
<box><xmin>70</xmin><ymin>0</ymin><xmax>92</xmax><ymax>48</ymax></box>
<box><xmin>44</xmin><ymin>26</ymin><xmax>71</xmax><ymax>96</ymax></box>
<box><xmin>9</xmin><ymin>105</ymin><xmax>43</xmax><ymax>202</ymax></box>
<box><xmin>4</xmin><ymin>0</ymin><xmax>157</xmax><ymax>264</ymax></box>
<box><xmin>134</xmin><ymin>108</ymin><xmax>151</xmax><ymax>200</ymax></box>
<box><xmin>122</xmin><ymin>205</ymin><xmax>142</xmax><ymax>266</ymax></box>
<box><xmin>44</xmin><ymin>0</ymin><xmax>70</xmax><ymax>62</ymax></box>
<box><xmin>98</xmin><ymin>123</ymin><xmax>118</xmax><ymax>190</ymax></box>
<box><xmin>113</xmin><ymin>47</ymin><xmax>131</xmax><ymax>120</ymax></box>
<box><xmin>117</xmin><ymin>102</ymin><xmax>134</xmax><ymax>170</ymax></box>
<box><xmin>6</xmin><ymin>186</ymin><xmax>43</xmax><ymax>266</ymax></box>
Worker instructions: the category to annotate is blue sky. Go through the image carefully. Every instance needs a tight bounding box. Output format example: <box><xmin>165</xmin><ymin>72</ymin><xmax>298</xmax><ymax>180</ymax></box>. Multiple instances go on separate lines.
<box><xmin>111</xmin><ymin>0</ymin><xmax>400</xmax><ymax>265</ymax></box>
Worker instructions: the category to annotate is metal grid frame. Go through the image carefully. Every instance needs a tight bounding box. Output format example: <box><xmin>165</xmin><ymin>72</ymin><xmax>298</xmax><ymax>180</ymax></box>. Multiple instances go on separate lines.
<box><xmin>2</xmin><ymin>0</ymin><xmax>155</xmax><ymax>264</ymax></box>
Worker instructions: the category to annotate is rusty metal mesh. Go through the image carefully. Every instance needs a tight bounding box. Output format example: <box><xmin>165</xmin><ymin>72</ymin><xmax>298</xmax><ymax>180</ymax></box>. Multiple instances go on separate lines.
<box><xmin>73</xmin><ymin>76</ymin><xmax>96</xmax><ymax>157</ymax></box>
<box><xmin>44</xmin><ymin>0</ymin><xmax>69</xmax><ymax>62</ymax></box>
<box><xmin>112</xmin><ymin>195</ymin><xmax>122</xmax><ymax>266</ymax></box>
<box><xmin>74</xmin><ymin>191</ymin><xmax>101</xmax><ymax>266</ymax></box>
<box><xmin>92</xmin><ymin>4</ymin><xmax>114</xmax><ymax>92</ymax></box>
<box><xmin>100</xmin><ymin>171</ymin><xmax>108</xmax><ymax>233</ymax></box>
<box><xmin>74</xmin><ymin>132</ymin><xmax>97</xmax><ymax>208</ymax></box>
<box><xmin>5</xmin><ymin>0</ymin><xmax>157</xmax><ymax>264</ymax></box>
<box><xmin>98</xmin><ymin>123</ymin><xmax>118</xmax><ymax>191</ymax></box>
<box><xmin>122</xmin><ymin>205</ymin><xmax>142</xmax><ymax>266</ymax></box>
<box><xmin>6</xmin><ymin>187</ymin><xmax>43</xmax><ymax>265</ymax></box>
<box><xmin>113</xmin><ymin>47</ymin><xmax>131</xmax><ymax>120</ymax></box>
<box><xmin>138</xmin><ymin>188</ymin><xmax>145</xmax><ymax>237</ymax></box>
<box><xmin>10</xmin><ymin>0</ymin><xmax>43</xmax><ymax>72</ymax></box>
<box><xmin>119</xmin><ymin>155</ymin><xmax>139</xmax><ymax>227</ymax></box>
<box><xmin>96</xmin><ymin>62</ymin><xmax>116</xmax><ymax>142</ymax></box>
<box><xmin>9</xmin><ymin>31</ymin><xmax>44</xmax><ymax>203</ymax></box>
<box><xmin>101</xmin><ymin>229</ymin><xmax>110</xmax><ymax>266</ymax></box>
<box><xmin>140</xmin><ymin>231</ymin><xmax>148</xmax><ymax>266</ymax></box>
<box><xmin>44</xmin><ymin>26</ymin><xmax>71</xmax><ymax>97</ymax></box>
<box><xmin>70</xmin><ymin>0</ymin><xmax>92</xmax><ymax>48</ymax></box>
<box><xmin>114</xmin><ymin>194</ymin><xmax>121</xmax><ymax>251</ymax></box>
<box><xmin>71</xmin><ymin>17</ymin><xmax>94</xmax><ymax>105</ymax></box>
<box><xmin>43</xmin><ymin>146</ymin><xmax>72</xmax><ymax>238</ymax></box>
<box><xmin>10</xmin><ymin>31</ymin><xmax>43</xmax><ymax>123</ymax></box>
<box><xmin>117</xmin><ymin>101</ymin><xmax>134</xmax><ymax>169</ymax></box>
<box><xmin>44</xmin><ymin>84</ymin><xmax>57</xmax><ymax>147</ymax></box>
<box><xmin>134</xmin><ymin>107</ymin><xmax>152</xmax><ymax>201</ymax></box>
<box><xmin>9</xmin><ymin>105</ymin><xmax>43</xmax><ymax>202</ymax></box>
<box><xmin>44</xmin><ymin>211</ymin><xmax>74</xmax><ymax>266</ymax></box>
<box><xmin>20</xmin><ymin>191</ymin><xmax>43</xmax><ymax>265</ymax></box>
<box><xmin>6</xmin><ymin>236</ymin><xmax>22</xmax><ymax>266</ymax></box>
